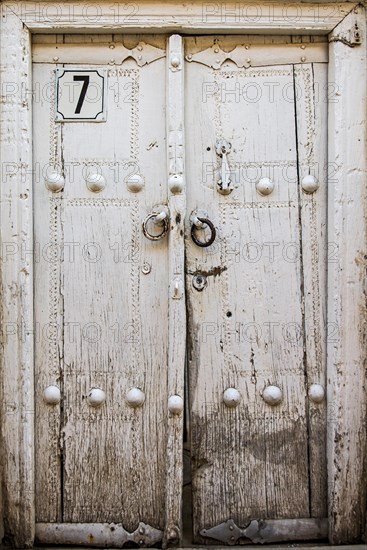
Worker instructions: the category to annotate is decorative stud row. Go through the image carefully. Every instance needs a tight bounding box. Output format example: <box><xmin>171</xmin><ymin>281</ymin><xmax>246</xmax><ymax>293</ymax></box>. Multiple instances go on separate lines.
<box><xmin>253</xmin><ymin>174</ymin><xmax>319</xmax><ymax>195</ymax></box>
<box><xmin>44</xmin><ymin>171</ymin><xmax>318</xmax><ymax>196</ymax></box>
<box><xmin>44</xmin><ymin>172</ymin><xmax>145</xmax><ymax>193</ymax></box>
<box><xmin>223</xmin><ymin>383</ymin><xmax>325</xmax><ymax>408</ymax></box>
<box><xmin>43</xmin><ymin>385</ymin><xmax>184</xmax><ymax>414</ymax></box>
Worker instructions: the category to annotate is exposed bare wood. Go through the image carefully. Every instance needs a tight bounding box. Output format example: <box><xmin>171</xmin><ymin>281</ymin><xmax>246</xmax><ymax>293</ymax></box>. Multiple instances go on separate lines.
<box><xmin>327</xmin><ymin>5</ymin><xmax>367</xmax><ymax>544</ymax></box>
<box><xmin>0</xmin><ymin>4</ymin><xmax>35</xmax><ymax>547</ymax></box>
<box><xmin>294</xmin><ymin>63</ymin><xmax>328</xmax><ymax>517</ymax></box>
<box><xmin>185</xmin><ymin>38</ymin><xmax>328</xmax><ymax>541</ymax></box>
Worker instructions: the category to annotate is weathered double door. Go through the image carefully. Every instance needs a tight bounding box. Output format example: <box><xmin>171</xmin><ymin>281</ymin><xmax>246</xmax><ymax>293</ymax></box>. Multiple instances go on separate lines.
<box><xmin>33</xmin><ymin>33</ymin><xmax>328</xmax><ymax>545</ymax></box>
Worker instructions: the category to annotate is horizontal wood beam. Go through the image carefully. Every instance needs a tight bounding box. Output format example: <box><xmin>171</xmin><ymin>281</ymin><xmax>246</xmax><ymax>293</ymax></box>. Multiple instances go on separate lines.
<box><xmin>3</xmin><ymin>1</ymin><xmax>357</xmax><ymax>34</ymax></box>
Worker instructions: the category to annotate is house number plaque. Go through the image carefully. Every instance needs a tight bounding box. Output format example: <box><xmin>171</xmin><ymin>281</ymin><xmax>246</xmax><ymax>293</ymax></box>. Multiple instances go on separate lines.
<box><xmin>56</xmin><ymin>69</ymin><xmax>107</xmax><ymax>122</ymax></box>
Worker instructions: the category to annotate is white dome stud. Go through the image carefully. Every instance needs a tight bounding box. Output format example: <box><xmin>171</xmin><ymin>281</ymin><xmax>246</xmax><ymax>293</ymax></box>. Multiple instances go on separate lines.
<box><xmin>45</xmin><ymin>172</ymin><xmax>65</xmax><ymax>193</ymax></box>
<box><xmin>168</xmin><ymin>395</ymin><xmax>184</xmax><ymax>415</ymax></box>
<box><xmin>262</xmin><ymin>385</ymin><xmax>283</xmax><ymax>406</ymax></box>
<box><xmin>308</xmin><ymin>384</ymin><xmax>325</xmax><ymax>403</ymax></box>
<box><xmin>43</xmin><ymin>385</ymin><xmax>61</xmax><ymax>405</ymax></box>
<box><xmin>223</xmin><ymin>388</ymin><xmax>241</xmax><ymax>408</ymax></box>
<box><xmin>87</xmin><ymin>388</ymin><xmax>106</xmax><ymax>408</ymax></box>
<box><xmin>126</xmin><ymin>387</ymin><xmax>145</xmax><ymax>408</ymax></box>
<box><xmin>86</xmin><ymin>173</ymin><xmax>106</xmax><ymax>193</ymax></box>
<box><xmin>168</xmin><ymin>174</ymin><xmax>184</xmax><ymax>195</ymax></box>
<box><xmin>126</xmin><ymin>174</ymin><xmax>144</xmax><ymax>193</ymax></box>
<box><xmin>256</xmin><ymin>177</ymin><xmax>274</xmax><ymax>196</ymax></box>
<box><xmin>170</xmin><ymin>56</ymin><xmax>181</xmax><ymax>68</ymax></box>
<box><xmin>301</xmin><ymin>174</ymin><xmax>319</xmax><ymax>193</ymax></box>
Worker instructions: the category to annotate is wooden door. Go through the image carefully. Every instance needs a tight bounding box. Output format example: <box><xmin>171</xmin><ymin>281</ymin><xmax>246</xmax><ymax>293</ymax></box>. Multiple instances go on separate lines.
<box><xmin>33</xmin><ymin>33</ymin><xmax>329</xmax><ymax>546</ymax></box>
<box><xmin>185</xmin><ymin>36</ymin><xmax>328</xmax><ymax>544</ymax></box>
<box><xmin>33</xmin><ymin>35</ymin><xmax>185</xmax><ymax>546</ymax></box>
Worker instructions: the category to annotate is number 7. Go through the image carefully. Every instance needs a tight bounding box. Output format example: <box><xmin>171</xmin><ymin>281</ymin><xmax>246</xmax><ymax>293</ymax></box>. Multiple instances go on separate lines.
<box><xmin>73</xmin><ymin>75</ymin><xmax>90</xmax><ymax>114</ymax></box>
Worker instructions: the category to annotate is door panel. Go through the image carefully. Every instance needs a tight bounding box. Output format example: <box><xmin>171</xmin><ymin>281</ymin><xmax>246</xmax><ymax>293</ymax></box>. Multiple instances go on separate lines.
<box><xmin>33</xmin><ymin>33</ymin><xmax>328</xmax><ymax>546</ymax></box>
<box><xmin>33</xmin><ymin>41</ymin><xmax>172</xmax><ymax>533</ymax></box>
<box><xmin>184</xmin><ymin>37</ymin><xmax>327</xmax><ymax>542</ymax></box>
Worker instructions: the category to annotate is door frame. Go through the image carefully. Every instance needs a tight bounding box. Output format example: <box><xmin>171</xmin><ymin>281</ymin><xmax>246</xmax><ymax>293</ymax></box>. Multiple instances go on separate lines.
<box><xmin>0</xmin><ymin>1</ymin><xmax>366</xmax><ymax>546</ymax></box>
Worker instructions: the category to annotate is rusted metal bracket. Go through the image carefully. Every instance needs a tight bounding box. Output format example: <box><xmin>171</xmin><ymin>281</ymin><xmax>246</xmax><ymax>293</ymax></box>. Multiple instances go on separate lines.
<box><xmin>200</xmin><ymin>517</ymin><xmax>328</xmax><ymax>545</ymax></box>
<box><xmin>329</xmin><ymin>22</ymin><xmax>362</xmax><ymax>47</ymax></box>
<box><xmin>35</xmin><ymin>522</ymin><xmax>163</xmax><ymax>547</ymax></box>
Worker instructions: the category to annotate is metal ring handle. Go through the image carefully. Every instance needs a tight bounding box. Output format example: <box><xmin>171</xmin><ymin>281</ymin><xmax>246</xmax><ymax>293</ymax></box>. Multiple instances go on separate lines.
<box><xmin>191</xmin><ymin>217</ymin><xmax>216</xmax><ymax>247</ymax></box>
<box><xmin>142</xmin><ymin>212</ymin><xmax>169</xmax><ymax>241</ymax></box>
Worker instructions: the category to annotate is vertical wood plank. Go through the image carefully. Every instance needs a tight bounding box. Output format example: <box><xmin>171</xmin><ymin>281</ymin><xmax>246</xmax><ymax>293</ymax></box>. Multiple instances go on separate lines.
<box><xmin>0</xmin><ymin>4</ymin><xmax>35</xmax><ymax>547</ymax></box>
<box><xmin>294</xmin><ymin>62</ymin><xmax>328</xmax><ymax>517</ymax></box>
<box><xmin>164</xmin><ymin>34</ymin><xmax>186</xmax><ymax>547</ymax></box>
<box><xmin>327</xmin><ymin>6</ymin><xmax>367</xmax><ymax>543</ymax></box>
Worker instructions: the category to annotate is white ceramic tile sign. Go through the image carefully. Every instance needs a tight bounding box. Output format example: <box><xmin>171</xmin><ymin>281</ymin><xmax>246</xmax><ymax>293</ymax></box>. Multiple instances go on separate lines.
<box><xmin>56</xmin><ymin>69</ymin><xmax>107</xmax><ymax>122</ymax></box>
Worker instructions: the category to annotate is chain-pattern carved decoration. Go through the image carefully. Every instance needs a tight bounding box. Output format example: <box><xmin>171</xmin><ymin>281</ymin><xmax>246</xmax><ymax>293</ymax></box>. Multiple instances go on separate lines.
<box><xmin>34</xmin><ymin>42</ymin><xmax>166</xmax><ymax>66</ymax></box>
<box><xmin>186</xmin><ymin>43</ymin><xmax>327</xmax><ymax>70</ymax></box>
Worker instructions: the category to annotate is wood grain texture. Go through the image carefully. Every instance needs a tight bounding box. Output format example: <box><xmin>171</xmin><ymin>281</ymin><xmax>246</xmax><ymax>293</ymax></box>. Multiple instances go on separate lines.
<box><xmin>3</xmin><ymin>1</ymin><xmax>356</xmax><ymax>33</ymax></box>
<box><xmin>0</xmin><ymin>4</ymin><xmax>35</xmax><ymax>547</ymax></box>
<box><xmin>164</xmin><ymin>35</ymin><xmax>186</xmax><ymax>547</ymax></box>
<box><xmin>33</xmin><ymin>52</ymin><xmax>170</xmax><ymax>531</ymax></box>
<box><xmin>327</xmin><ymin>6</ymin><xmax>367</xmax><ymax>544</ymax></box>
<box><xmin>294</xmin><ymin>63</ymin><xmax>328</xmax><ymax>517</ymax></box>
<box><xmin>185</xmin><ymin>36</ymin><xmax>328</xmax><ymax>542</ymax></box>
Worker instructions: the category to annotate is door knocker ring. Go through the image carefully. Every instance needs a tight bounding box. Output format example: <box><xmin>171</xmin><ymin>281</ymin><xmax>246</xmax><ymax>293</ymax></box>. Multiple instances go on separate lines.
<box><xmin>191</xmin><ymin>217</ymin><xmax>216</xmax><ymax>247</ymax></box>
<box><xmin>142</xmin><ymin>212</ymin><xmax>169</xmax><ymax>241</ymax></box>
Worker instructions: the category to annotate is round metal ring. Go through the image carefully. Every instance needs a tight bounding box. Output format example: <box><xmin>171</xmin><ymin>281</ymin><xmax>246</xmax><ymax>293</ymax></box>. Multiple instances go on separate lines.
<box><xmin>142</xmin><ymin>213</ymin><xmax>169</xmax><ymax>241</ymax></box>
<box><xmin>191</xmin><ymin>217</ymin><xmax>216</xmax><ymax>247</ymax></box>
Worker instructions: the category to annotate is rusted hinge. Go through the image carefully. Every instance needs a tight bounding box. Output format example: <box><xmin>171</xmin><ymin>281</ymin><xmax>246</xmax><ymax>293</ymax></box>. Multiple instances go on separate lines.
<box><xmin>329</xmin><ymin>22</ymin><xmax>362</xmax><ymax>47</ymax></box>
<box><xmin>200</xmin><ymin>517</ymin><xmax>328</xmax><ymax>545</ymax></box>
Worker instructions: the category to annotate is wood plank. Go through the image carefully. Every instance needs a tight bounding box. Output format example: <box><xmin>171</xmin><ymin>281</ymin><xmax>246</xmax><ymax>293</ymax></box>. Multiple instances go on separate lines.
<box><xmin>185</xmin><ymin>51</ymin><xmax>313</xmax><ymax>541</ymax></box>
<box><xmin>294</xmin><ymin>63</ymin><xmax>328</xmax><ymax>517</ymax></box>
<box><xmin>0</xmin><ymin>4</ymin><xmax>35</xmax><ymax>547</ymax></box>
<box><xmin>4</xmin><ymin>1</ymin><xmax>355</xmax><ymax>33</ymax></box>
<box><xmin>33</xmin><ymin>53</ymin><xmax>170</xmax><ymax>531</ymax></box>
<box><xmin>32</xmin><ymin>63</ymin><xmax>63</xmax><ymax>522</ymax></box>
<box><xmin>164</xmin><ymin>34</ymin><xmax>186</xmax><ymax>547</ymax></box>
<box><xmin>327</xmin><ymin>6</ymin><xmax>367</xmax><ymax>544</ymax></box>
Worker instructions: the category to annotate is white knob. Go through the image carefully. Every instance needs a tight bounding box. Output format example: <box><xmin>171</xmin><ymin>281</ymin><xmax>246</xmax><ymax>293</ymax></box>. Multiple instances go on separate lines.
<box><xmin>262</xmin><ymin>385</ymin><xmax>283</xmax><ymax>405</ymax></box>
<box><xmin>86</xmin><ymin>173</ymin><xmax>106</xmax><ymax>192</ymax></box>
<box><xmin>256</xmin><ymin>177</ymin><xmax>274</xmax><ymax>196</ymax></box>
<box><xmin>126</xmin><ymin>174</ymin><xmax>144</xmax><ymax>193</ymax></box>
<box><xmin>43</xmin><ymin>385</ymin><xmax>61</xmax><ymax>405</ymax></box>
<box><xmin>168</xmin><ymin>395</ymin><xmax>183</xmax><ymax>415</ymax></box>
<box><xmin>45</xmin><ymin>172</ymin><xmax>64</xmax><ymax>192</ymax></box>
<box><xmin>170</xmin><ymin>56</ymin><xmax>180</xmax><ymax>68</ymax></box>
<box><xmin>302</xmin><ymin>175</ymin><xmax>319</xmax><ymax>193</ymax></box>
<box><xmin>126</xmin><ymin>387</ymin><xmax>145</xmax><ymax>408</ymax></box>
<box><xmin>223</xmin><ymin>388</ymin><xmax>241</xmax><ymax>408</ymax></box>
<box><xmin>308</xmin><ymin>384</ymin><xmax>325</xmax><ymax>403</ymax></box>
<box><xmin>87</xmin><ymin>388</ymin><xmax>106</xmax><ymax>407</ymax></box>
<box><xmin>168</xmin><ymin>174</ymin><xmax>184</xmax><ymax>194</ymax></box>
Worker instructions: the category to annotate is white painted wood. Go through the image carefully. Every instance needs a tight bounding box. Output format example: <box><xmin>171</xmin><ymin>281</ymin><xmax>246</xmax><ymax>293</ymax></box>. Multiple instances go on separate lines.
<box><xmin>1</xmin><ymin>3</ymin><xmax>366</xmax><ymax>547</ymax></box>
<box><xmin>32</xmin><ymin>51</ymin><xmax>169</xmax><ymax>533</ymax></box>
<box><xmin>185</xmin><ymin>37</ymin><xmax>328</xmax><ymax>541</ymax></box>
<box><xmin>327</xmin><ymin>6</ymin><xmax>367</xmax><ymax>544</ymax></box>
<box><xmin>3</xmin><ymin>1</ymin><xmax>356</xmax><ymax>33</ymax></box>
<box><xmin>0</xmin><ymin>4</ymin><xmax>35</xmax><ymax>547</ymax></box>
<box><xmin>164</xmin><ymin>34</ymin><xmax>186</xmax><ymax>547</ymax></box>
<box><xmin>32</xmin><ymin>42</ymin><xmax>166</xmax><ymax>65</ymax></box>
<box><xmin>185</xmin><ymin>42</ymin><xmax>328</xmax><ymax>69</ymax></box>
<box><xmin>294</xmin><ymin>62</ymin><xmax>328</xmax><ymax>517</ymax></box>
<box><xmin>33</xmin><ymin>41</ymin><xmax>328</xmax><ymax>66</ymax></box>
